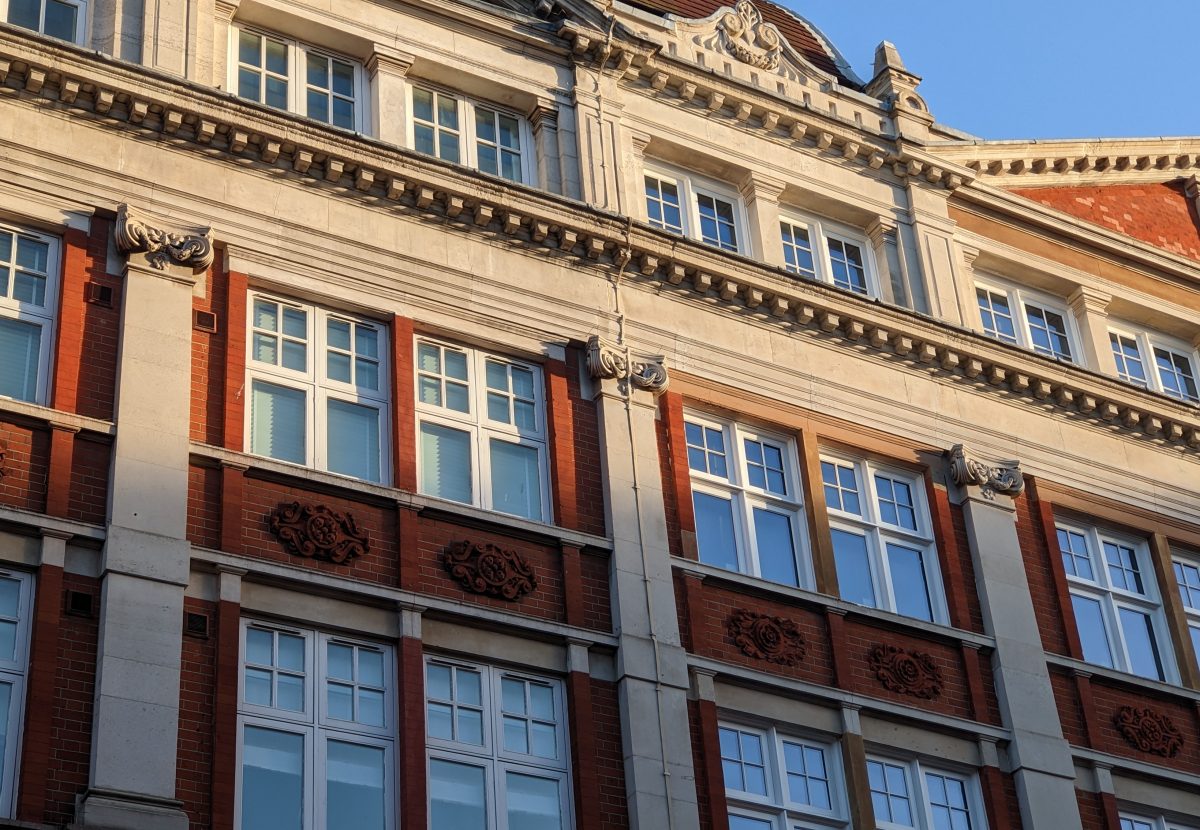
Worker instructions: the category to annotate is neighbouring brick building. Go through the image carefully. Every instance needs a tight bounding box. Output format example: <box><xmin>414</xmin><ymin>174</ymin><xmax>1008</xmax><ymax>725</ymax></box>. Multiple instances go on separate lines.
<box><xmin>0</xmin><ymin>0</ymin><xmax>1197</xmax><ymax>829</ymax></box>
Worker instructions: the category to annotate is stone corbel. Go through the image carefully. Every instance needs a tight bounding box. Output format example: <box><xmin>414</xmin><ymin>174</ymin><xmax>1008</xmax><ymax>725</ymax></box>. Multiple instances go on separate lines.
<box><xmin>947</xmin><ymin>444</ymin><xmax>1024</xmax><ymax>499</ymax></box>
<box><xmin>214</xmin><ymin>0</ymin><xmax>240</xmax><ymax>22</ymax></box>
<box><xmin>586</xmin><ymin>335</ymin><xmax>669</xmax><ymax>393</ymax></box>
<box><xmin>366</xmin><ymin>46</ymin><xmax>415</xmax><ymax>80</ymax></box>
<box><xmin>115</xmin><ymin>204</ymin><xmax>214</xmax><ymax>272</ymax></box>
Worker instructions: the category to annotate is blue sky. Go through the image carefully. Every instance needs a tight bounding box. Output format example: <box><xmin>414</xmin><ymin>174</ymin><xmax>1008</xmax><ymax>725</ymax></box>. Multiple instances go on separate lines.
<box><xmin>782</xmin><ymin>1</ymin><xmax>1198</xmax><ymax>141</ymax></box>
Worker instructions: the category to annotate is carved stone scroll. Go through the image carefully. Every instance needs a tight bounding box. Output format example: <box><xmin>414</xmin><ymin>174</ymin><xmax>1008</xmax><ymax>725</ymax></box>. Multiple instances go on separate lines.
<box><xmin>115</xmin><ymin>203</ymin><xmax>214</xmax><ymax>271</ymax></box>
<box><xmin>586</xmin><ymin>335</ymin><xmax>669</xmax><ymax>393</ymax></box>
<box><xmin>947</xmin><ymin>444</ymin><xmax>1024</xmax><ymax>498</ymax></box>
<box><xmin>718</xmin><ymin>1</ymin><xmax>782</xmax><ymax>70</ymax></box>
<box><xmin>1113</xmin><ymin>706</ymin><xmax>1184</xmax><ymax>758</ymax></box>
<box><xmin>867</xmin><ymin>644</ymin><xmax>944</xmax><ymax>699</ymax></box>
<box><xmin>727</xmin><ymin>609</ymin><xmax>807</xmax><ymax>665</ymax></box>
<box><xmin>268</xmin><ymin>501</ymin><xmax>370</xmax><ymax>564</ymax></box>
<box><xmin>443</xmin><ymin>540</ymin><xmax>538</xmax><ymax>601</ymax></box>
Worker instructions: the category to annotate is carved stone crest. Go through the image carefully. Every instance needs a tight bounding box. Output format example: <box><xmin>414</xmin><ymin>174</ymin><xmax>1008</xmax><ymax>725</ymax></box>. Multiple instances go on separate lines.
<box><xmin>115</xmin><ymin>203</ymin><xmax>214</xmax><ymax>271</ymax></box>
<box><xmin>268</xmin><ymin>501</ymin><xmax>370</xmax><ymax>564</ymax></box>
<box><xmin>1113</xmin><ymin>706</ymin><xmax>1184</xmax><ymax>758</ymax></box>
<box><xmin>443</xmin><ymin>540</ymin><xmax>538</xmax><ymax>601</ymax></box>
<box><xmin>867</xmin><ymin>644</ymin><xmax>943</xmax><ymax>699</ymax></box>
<box><xmin>947</xmin><ymin>444</ymin><xmax>1024</xmax><ymax>499</ymax></box>
<box><xmin>718</xmin><ymin>1</ymin><xmax>782</xmax><ymax>70</ymax></box>
<box><xmin>727</xmin><ymin>609</ymin><xmax>807</xmax><ymax>665</ymax></box>
<box><xmin>586</xmin><ymin>335</ymin><xmax>669</xmax><ymax>393</ymax></box>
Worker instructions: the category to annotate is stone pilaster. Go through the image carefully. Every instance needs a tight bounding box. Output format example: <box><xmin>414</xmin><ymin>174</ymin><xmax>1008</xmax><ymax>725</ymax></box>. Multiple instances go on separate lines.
<box><xmin>1069</xmin><ymin>286</ymin><xmax>1117</xmax><ymax>376</ymax></box>
<box><xmin>77</xmin><ymin>206</ymin><xmax>211</xmax><ymax>830</ymax></box>
<box><xmin>905</xmin><ymin>183</ymin><xmax>965</xmax><ymax>323</ymax></box>
<box><xmin>368</xmin><ymin>46</ymin><xmax>415</xmax><ymax>147</ymax></box>
<box><xmin>866</xmin><ymin>216</ymin><xmax>910</xmax><ymax>307</ymax></box>
<box><xmin>947</xmin><ymin>446</ymin><xmax>1082</xmax><ymax>830</ymax></box>
<box><xmin>588</xmin><ymin>338</ymin><xmax>698</xmax><ymax>830</ymax></box>
<box><xmin>572</xmin><ymin>70</ymin><xmax>626</xmax><ymax>212</ymax></box>
<box><xmin>530</xmin><ymin>100</ymin><xmax>565</xmax><ymax>195</ymax></box>
<box><xmin>738</xmin><ymin>172</ymin><xmax>785</xmax><ymax>265</ymax></box>
<box><xmin>212</xmin><ymin>0</ymin><xmax>240</xmax><ymax>89</ymax></box>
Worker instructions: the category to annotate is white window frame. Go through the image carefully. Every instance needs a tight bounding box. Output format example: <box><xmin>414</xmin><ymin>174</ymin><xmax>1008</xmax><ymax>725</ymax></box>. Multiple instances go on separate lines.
<box><xmin>1107</xmin><ymin>322</ymin><xmax>1200</xmax><ymax>404</ymax></box>
<box><xmin>718</xmin><ymin>721</ymin><xmax>846</xmax><ymax>828</ymax></box>
<box><xmin>0</xmin><ymin>570</ymin><xmax>32</xmax><ymax>820</ymax></box>
<box><xmin>244</xmin><ymin>292</ymin><xmax>391</xmax><ymax>484</ymax></box>
<box><xmin>1172</xmin><ymin>552</ymin><xmax>1200</xmax><ymax>667</ymax></box>
<box><xmin>1120</xmin><ymin>811</ymin><xmax>1199</xmax><ymax>830</ymax></box>
<box><xmin>1056</xmin><ymin>521</ymin><xmax>1176</xmax><ymax>682</ymax></box>
<box><xmin>684</xmin><ymin>412</ymin><xmax>812</xmax><ymax>589</ymax></box>
<box><xmin>424</xmin><ymin>656</ymin><xmax>573</xmax><ymax>830</ymax></box>
<box><xmin>0</xmin><ymin>221</ymin><xmax>59</xmax><ymax>406</ymax></box>
<box><xmin>778</xmin><ymin>209</ymin><xmax>880</xmax><ymax>298</ymax></box>
<box><xmin>235</xmin><ymin>619</ymin><xmax>397</xmax><ymax>830</ymax></box>
<box><xmin>973</xmin><ymin>277</ymin><xmax>1080</xmax><ymax>364</ymax></box>
<box><xmin>228</xmin><ymin>23</ymin><xmax>369</xmax><ymax>132</ymax></box>
<box><xmin>414</xmin><ymin>336</ymin><xmax>551</xmax><ymax>522</ymax></box>
<box><xmin>642</xmin><ymin>162</ymin><xmax>749</xmax><ymax>254</ymax></box>
<box><xmin>822</xmin><ymin>453</ymin><xmax>948</xmax><ymax>625</ymax></box>
<box><xmin>866</xmin><ymin>755</ymin><xmax>988</xmax><ymax>830</ymax></box>
<box><xmin>404</xmin><ymin>82</ymin><xmax>536</xmax><ymax>185</ymax></box>
<box><xmin>0</xmin><ymin>0</ymin><xmax>87</xmax><ymax>43</ymax></box>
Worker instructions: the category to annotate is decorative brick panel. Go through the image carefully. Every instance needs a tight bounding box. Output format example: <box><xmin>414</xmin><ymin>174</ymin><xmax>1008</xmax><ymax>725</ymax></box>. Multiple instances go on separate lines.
<box><xmin>1090</xmin><ymin>679</ymin><xmax>1200</xmax><ymax>772</ymax></box>
<box><xmin>0</xmin><ymin>420</ymin><xmax>48</xmax><ymax>513</ymax></box>
<box><xmin>843</xmin><ymin>619</ymin><xmax>971</xmax><ymax>718</ymax></box>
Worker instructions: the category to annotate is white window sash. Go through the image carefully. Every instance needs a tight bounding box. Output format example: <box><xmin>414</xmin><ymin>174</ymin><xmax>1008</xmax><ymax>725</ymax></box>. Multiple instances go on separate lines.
<box><xmin>643</xmin><ymin>163</ymin><xmax>748</xmax><ymax>255</ymax></box>
<box><xmin>779</xmin><ymin>209</ymin><xmax>879</xmax><ymax>298</ymax></box>
<box><xmin>404</xmin><ymin>83</ymin><xmax>535</xmax><ymax>185</ymax></box>
<box><xmin>235</xmin><ymin>715</ymin><xmax>317</xmax><ymax>830</ymax></box>
<box><xmin>0</xmin><ymin>570</ymin><xmax>32</xmax><ymax>820</ymax></box>
<box><xmin>0</xmin><ymin>0</ymin><xmax>88</xmax><ymax>43</ymax></box>
<box><xmin>720</xmin><ymin>721</ymin><xmax>846</xmax><ymax>823</ymax></box>
<box><xmin>1106</xmin><ymin>323</ymin><xmax>1200</xmax><ymax>400</ymax></box>
<box><xmin>0</xmin><ymin>224</ymin><xmax>60</xmax><ymax>406</ymax></box>
<box><xmin>238</xmin><ymin>620</ymin><xmax>315</xmax><ymax>723</ymax></box>
<box><xmin>973</xmin><ymin>278</ymin><xmax>1079</xmax><ymax>363</ymax></box>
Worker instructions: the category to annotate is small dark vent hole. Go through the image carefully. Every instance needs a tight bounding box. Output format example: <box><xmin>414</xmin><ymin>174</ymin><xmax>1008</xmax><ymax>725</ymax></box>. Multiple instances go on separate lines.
<box><xmin>65</xmin><ymin>590</ymin><xmax>94</xmax><ymax>617</ymax></box>
<box><xmin>194</xmin><ymin>310</ymin><xmax>218</xmax><ymax>333</ymax></box>
<box><xmin>185</xmin><ymin>611</ymin><xmax>211</xmax><ymax>639</ymax></box>
<box><xmin>85</xmin><ymin>282</ymin><xmax>114</xmax><ymax>307</ymax></box>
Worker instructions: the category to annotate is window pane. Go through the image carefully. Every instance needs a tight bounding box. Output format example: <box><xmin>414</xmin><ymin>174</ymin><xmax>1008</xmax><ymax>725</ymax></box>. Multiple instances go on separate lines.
<box><xmin>265</xmin><ymin>38</ymin><xmax>288</xmax><ymax>75</ymax></box>
<box><xmin>1071</xmin><ymin>594</ymin><xmax>1114</xmax><ymax>668</ymax></box>
<box><xmin>1118</xmin><ymin>607</ymin><xmax>1165</xmax><ymax>680</ymax></box>
<box><xmin>307</xmin><ymin>89</ymin><xmax>329</xmax><ymax>123</ymax></box>
<box><xmin>306</xmin><ymin>53</ymin><xmax>329</xmax><ymax>87</ymax></box>
<box><xmin>505</xmin><ymin>773</ymin><xmax>562</xmax><ymax>830</ymax></box>
<box><xmin>420</xmin><ymin>422</ymin><xmax>472</xmax><ymax>504</ymax></box>
<box><xmin>430</xmin><ymin>759</ymin><xmax>486</xmax><ymax>830</ymax></box>
<box><xmin>327</xmin><ymin>741</ymin><xmax>385</xmax><ymax>830</ymax></box>
<box><xmin>0</xmin><ymin>682</ymin><xmax>10</xmax><ymax>780</ymax></box>
<box><xmin>328</xmin><ymin>682</ymin><xmax>353</xmax><ymax>721</ymax></box>
<box><xmin>693</xmin><ymin>492</ymin><xmax>738</xmax><ymax>572</ymax></box>
<box><xmin>328</xmin><ymin>645</ymin><xmax>351</xmax><ymax>679</ymax></box>
<box><xmin>333</xmin><ymin>96</ymin><xmax>355</xmax><ymax>129</ymax></box>
<box><xmin>752</xmin><ymin>508</ymin><xmax>798</xmax><ymax>587</ymax></box>
<box><xmin>833</xmin><ymin>528</ymin><xmax>875</xmax><ymax>607</ymax></box>
<box><xmin>250</xmin><ymin>381</ymin><xmax>306</xmax><ymax>464</ymax></box>
<box><xmin>44</xmin><ymin>0</ymin><xmax>78</xmax><ymax>40</ymax></box>
<box><xmin>327</xmin><ymin>399</ymin><xmax>381</xmax><ymax>482</ymax></box>
<box><xmin>266</xmin><ymin>76</ymin><xmax>289</xmax><ymax>110</ymax></box>
<box><xmin>7</xmin><ymin>0</ymin><xmax>40</xmax><ymax>31</ymax></box>
<box><xmin>241</xmin><ymin>727</ymin><xmax>304</xmax><ymax>830</ymax></box>
<box><xmin>490</xmin><ymin>440</ymin><xmax>543</xmax><ymax>521</ymax></box>
<box><xmin>0</xmin><ymin>317</ymin><xmax>41</xmax><ymax>402</ymax></box>
<box><xmin>888</xmin><ymin>544</ymin><xmax>934</xmax><ymax>621</ymax></box>
<box><xmin>728</xmin><ymin>818</ymin><xmax>773</xmax><ymax>830</ymax></box>
<box><xmin>1191</xmin><ymin>624</ymin><xmax>1200</xmax><ymax>665</ymax></box>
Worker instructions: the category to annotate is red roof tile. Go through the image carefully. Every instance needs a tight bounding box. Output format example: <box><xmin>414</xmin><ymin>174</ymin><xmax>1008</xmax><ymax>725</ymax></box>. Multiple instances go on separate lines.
<box><xmin>630</xmin><ymin>0</ymin><xmax>856</xmax><ymax>87</ymax></box>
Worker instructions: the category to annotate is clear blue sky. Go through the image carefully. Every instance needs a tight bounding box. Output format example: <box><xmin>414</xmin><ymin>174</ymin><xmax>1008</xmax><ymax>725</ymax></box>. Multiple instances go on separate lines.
<box><xmin>781</xmin><ymin>1</ymin><xmax>1198</xmax><ymax>141</ymax></box>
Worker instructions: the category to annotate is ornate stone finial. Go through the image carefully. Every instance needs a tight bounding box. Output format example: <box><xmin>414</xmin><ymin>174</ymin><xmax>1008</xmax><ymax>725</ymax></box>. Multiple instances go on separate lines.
<box><xmin>947</xmin><ymin>444</ymin><xmax>1024</xmax><ymax>499</ymax></box>
<box><xmin>718</xmin><ymin>0</ymin><xmax>782</xmax><ymax>70</ymax></box>
<box><xmin>115</xmin><ymin>204</ymin><xmax>214</xmax><ymax>271</ymax></box>
<box><xmin>586</xmin><ymin>335</ymin><xmax>669</xmax><ymax>393</ymax></box>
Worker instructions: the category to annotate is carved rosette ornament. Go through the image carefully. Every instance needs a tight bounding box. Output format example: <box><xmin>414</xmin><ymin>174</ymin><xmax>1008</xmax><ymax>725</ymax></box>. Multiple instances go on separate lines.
<box><xmin>115</xmin><ymin>203</ymin><xmax>214</xmax><ymax>271</ymax></box>
<box><xmin>867</xmin><ymin>644</ymin><xmax>944</xmax><ymax>699</ymax></box>
<box><xmin>443</xmin><ymin>540</ymin><xmax>538</xmax><ymax>601</ymax></box>
<box><xmin>268</xmin><ymin>501</ymin><xmax>370</xmax><ymax>564</ymax></box>
<box><xmin>947</xmin><ymin>444</ymin><xmax>1024</xmax><ymax>499</ymax></box>
<box><xmin>718</xmin><ymin>0</ymin><xmax>783</xmax><ymax>70</ymax></box>
<box><xmin>586</xmin><ymin>335</ymin><xmax>669</xmax><ymax>393</ymax></box>
<box><xmin>726</xmin><ymin>609</ymin><xmax>807</xmax><ymax>665</ymax></box>
<box><xmin>1113</xmin><ymin>706</ymin><xmax>1184</xmax><ymax>758</ymax></box>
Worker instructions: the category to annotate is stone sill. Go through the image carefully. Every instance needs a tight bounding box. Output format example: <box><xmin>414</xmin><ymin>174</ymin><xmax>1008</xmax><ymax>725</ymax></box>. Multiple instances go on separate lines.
<box><xmin>0</xmin><ymin>397</ymin><xmax>114</xmax><ymax>436</ymax></box>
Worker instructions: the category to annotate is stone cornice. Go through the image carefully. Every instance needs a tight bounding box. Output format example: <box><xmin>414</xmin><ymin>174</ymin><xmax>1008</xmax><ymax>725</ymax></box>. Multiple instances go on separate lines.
<box><xmin>3</xmin><ymin>32</ymin><xmax>1200</xmax><ymax>454</ymax></box>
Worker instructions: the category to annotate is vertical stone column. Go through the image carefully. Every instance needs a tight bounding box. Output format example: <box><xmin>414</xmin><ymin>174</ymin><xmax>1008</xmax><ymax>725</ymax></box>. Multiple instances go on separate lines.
<box><xmin>737</xmin><ymin>173</ymin><xmax>785</xmax><ymax>265</ymax></box>
<box><xmin>368</xmin><ymin>46</ymin><xmax>415</xmax><ymax>147</ymax></box>
<box><xmin>838</xmin><ymin>705</ymin><xmax>876</xmax><ymax>830</ymax></box>
<box><xmin>621</xmin><ymin>129</ymin><xmax>651</xmax><ymax>224</ymax></box>
<box><xmin>906</xmin><ymin>183</ymin><xmax>964</xmax><ymax>323</ymax></box>
<box><xmin>587</xmin><ymin>336</ymin><xmax>700</xmax><ymax>830</ymax></box>
<box><xmin>1069</xmin><ymin>286</ymin><xmax>1117</xmax><ymax>376</ymax></box>
<box><xmin>90</xmin><ymin>0</ymin><xmax>145</xmax><ymax>62</ymax></box>
<box><xmin>947</xmin><ymin>445</ymin><xmax>1082</xmax><ymax>830</ymax></box>
<box><xmin>572</xmin><ymin>70</ymin><xmax>625</xmax><ymax>212</ymax></box>
<box><xmin>530</xmin><ymin>101</ymin><xmax>565</xmax><ymax>195</ymax></box>
<box><xmin>866</xmin><ymin>216</ymin><xmax>910</xmax><ymax>308</ymax></box>
<box><xmin>211</xmin><ymin>0</ymin><xmax>240</xmax><ymax>89</ymax></box>
<box><xmin>76</xmin><ymin>206</ymin><xmax>213</xmax><ymax>830</ymax></box>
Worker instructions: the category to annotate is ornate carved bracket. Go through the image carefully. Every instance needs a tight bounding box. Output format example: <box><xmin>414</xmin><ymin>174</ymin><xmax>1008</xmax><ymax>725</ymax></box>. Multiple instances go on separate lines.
<box><xmin>586</xmin><ymin>335</ymin><xmax>669</xmax><ymax>393</ymax></box>
<box><xmin>947</xmin><ymin>443</ymin><xmax>1024</xmax><ymax>499</ymax></box>
<box><xmin>718</xmin><ymin>1</ymin><xmax>782</xmax><ymax>70</ymax></box>
<box><xmin>867</xmin><ymin>644</ymin><xmax>943</xmax><ymax>699</ymax></box>
<box><xmin>443</xmin><ymin>540</ymin><xmax>538</xmax><ymax>601</ymax></box>
<box><xmin>1113</xmin><ymin>706</ymin><xmax>1184</xmax><ymax>758</ymax></box>
<box><xmin>115</xmin><ymin>203</ymin><xmax>214</xmax><ymax>271</ymax></box>
<box><xmin>727</xmin><ymin>609</ymin><xmax>807</xmax><ymax>665</ymax></box>
<box><xmin>267</xmin><ymin>501</ymin><xmax>369</xmax><ymax>564</ymax></box>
